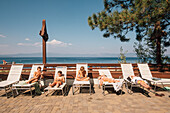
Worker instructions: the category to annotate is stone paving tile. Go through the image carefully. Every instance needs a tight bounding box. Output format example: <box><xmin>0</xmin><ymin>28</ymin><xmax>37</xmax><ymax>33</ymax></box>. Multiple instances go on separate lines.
<box><xmin>0</xmin><ymin>85</ymin><xmax>170</xmax><ymax>113</ymax></box>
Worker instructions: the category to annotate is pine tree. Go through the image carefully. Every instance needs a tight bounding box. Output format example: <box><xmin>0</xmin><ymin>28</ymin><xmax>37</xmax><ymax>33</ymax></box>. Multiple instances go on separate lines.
<box><xmin>88</xmin><ymin>0</ymin><xmax>170</xmax><ymax>65</ymax></box>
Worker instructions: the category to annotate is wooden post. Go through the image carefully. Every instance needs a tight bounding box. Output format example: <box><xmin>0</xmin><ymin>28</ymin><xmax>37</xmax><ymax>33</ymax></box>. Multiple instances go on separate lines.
<box><xmin>39</xmin><ymin>19</ymin><xmax>49</xmax><ymax>64</ymax></box>
<box><xmin>42</xmin><ymin>38</ymin><xmax>46</xmax><ymax>64</ymax></box>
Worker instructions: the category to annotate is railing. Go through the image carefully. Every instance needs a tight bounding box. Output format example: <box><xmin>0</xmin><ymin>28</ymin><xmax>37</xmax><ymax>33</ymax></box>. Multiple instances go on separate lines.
<box><xmin>0</xmin><ymin>63</ymin><xmax>169</xmax><ymax>81</ymax></box>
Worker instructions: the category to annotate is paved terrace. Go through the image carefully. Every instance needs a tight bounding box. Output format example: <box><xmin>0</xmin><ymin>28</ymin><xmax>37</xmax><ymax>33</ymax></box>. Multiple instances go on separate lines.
<box><xmin>0</xmin><ymin>84</ymin><xmax>170</xmax><ymax>113</ymax></box>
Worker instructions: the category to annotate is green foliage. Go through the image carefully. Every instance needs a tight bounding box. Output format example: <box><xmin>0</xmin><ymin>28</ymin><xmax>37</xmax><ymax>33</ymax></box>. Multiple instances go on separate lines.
<box><xmin>145</xmin><ymin>38</ymin><xmax>168</xmax><ymax>64</ymax></box>
<box><xmin>118</xmin><ymin>46</ymin><xmax>128</xmax><ymax>63</ymax></box>
<box><xmin>133</xmin><ymin>41</ymin><xmax>149</xmax><ymax>63</ymax></box>
<box><xmin>88</xmin><ymin>0</ymin><xmax>169</xmax><ymax>42</ymax></box>
<box><xmin>134</xmin><ymin>38</ymin><xmax>169</xmax><ymax>64</ymax></box>
<box><xmin>88</xmin><ymin>0</ymin><xmax>170</xmax><ymax>64</ymax></box>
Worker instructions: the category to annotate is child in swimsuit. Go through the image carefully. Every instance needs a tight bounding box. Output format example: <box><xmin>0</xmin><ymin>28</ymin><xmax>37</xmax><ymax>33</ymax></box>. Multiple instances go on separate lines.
<box><xmin>26</xmin><ymin>67</ymin><xmax>42</xmax><ymax>84</ymax></box>
<box><xmin>49</xmin><ymin>71</ymin><xmax>65</xmax><ymax>88</ymax></box>
<box><xmin>98</xmin><ymin>74</ymin><xmax>120</xmax><ymax>86</ymax></box>
<box><xmin>76</xmin><ymin>66</ymin><xmax>90</xmax><ymax>81</ymax></box>
<box><xmin>129</xmin><ymin>75</ymin><xmax>151</xmax><ymax>90</ymax></box>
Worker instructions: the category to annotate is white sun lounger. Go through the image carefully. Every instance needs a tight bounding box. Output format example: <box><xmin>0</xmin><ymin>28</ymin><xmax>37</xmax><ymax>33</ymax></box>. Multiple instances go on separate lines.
<box><xmin>0</xmin><ymin>64</ymin><xmax>23</xmax><ymax>98</ymax></box>
<box><xmin>72</xmin><ymin>63</ymin><xmax>91</xmax><ymax>95</ymax></box>
<box><xmin>121</xmin><ymin>64</ymin><xmax>144</xmax><ymax>94</ymax></box>
<box><xmin>138</xmin><ymin>63</ymin><xmax>170</xmax><ymax>91</ymax></box>
<box><xmin>98</xmin><ymin>69</ymin><xmax>123</xmax><ymax>96</ymax></box>
<box><xmin>44</xmin><ymin>66</ymin><xmax>67</xmax><ymax>96</ymax></box>
<box><xmin>12</xmin><ymin>64</ymin><xmax>44</xmax><ymax>98</ymax></box>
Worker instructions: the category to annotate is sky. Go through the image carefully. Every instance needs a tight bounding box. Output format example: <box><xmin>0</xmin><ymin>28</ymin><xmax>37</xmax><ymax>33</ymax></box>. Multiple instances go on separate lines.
<box><xmin>0</xmin><ymin>0</ymin><xmax>169</xmax><ymax>57</ymax></box>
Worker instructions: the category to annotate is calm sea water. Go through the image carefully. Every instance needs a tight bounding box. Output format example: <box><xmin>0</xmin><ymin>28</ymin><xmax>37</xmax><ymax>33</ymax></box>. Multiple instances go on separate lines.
<box><xmin>0</xmin><ymin>57</ymin><xmax>140</xmax><ymax>64</ymax></box>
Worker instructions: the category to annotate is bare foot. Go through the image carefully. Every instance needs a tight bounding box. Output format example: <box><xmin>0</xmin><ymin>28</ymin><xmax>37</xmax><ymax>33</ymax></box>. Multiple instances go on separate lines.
<box><xmin>147</xmin><ymin>87</ymin><xmax>151</xmax><ymax>90</ymax></box>
<box><xmin>26</xmin><ymin>81</ymin><xmax>29</xmax><ymax>84</ymax></box>
<box><xmin>55</xmin><ymin>85</ymin><xmax>59</xmax><ymax>88</ymax></box>
<box><xmin>49</xmin><ymin>83</ymin><xmax>52</xmax><ymax>88</ymax></box>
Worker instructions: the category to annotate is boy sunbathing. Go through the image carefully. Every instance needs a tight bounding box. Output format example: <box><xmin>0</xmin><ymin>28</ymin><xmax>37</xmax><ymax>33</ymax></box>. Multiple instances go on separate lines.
<box><xmin>129</xmin><ymin>75</ymin><xmax>151</xmax><ymax>90</ymax></box>
<box><xmin>98</xmin><ymin>74</ymin><xmax>120</xmax><ymax>86</ymax></box>
<box><xmin>49</xmin><ymin>71</ymin><xmax>65</xmax><ymax>88</ymax></box>
<box><xmin>76</xmin><ymin>66</ymin><xmax>90</xmax><ymax>81</ymax></box>
<box><xmin>26</xmin><ymin>67</ymin><xmax>42</xmax><ymax>84</ymax></box>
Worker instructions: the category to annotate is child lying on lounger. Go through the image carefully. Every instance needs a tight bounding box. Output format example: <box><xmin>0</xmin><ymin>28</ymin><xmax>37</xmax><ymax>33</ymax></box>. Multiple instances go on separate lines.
<box><xmin>26</xmin><ymin>67</ymin><xmax>42</xmax><ymax>84</ymax></box>
<box><xmin>129</xmin><ymin>75</ymin><xmax>151</xmax><ymax>90</ymax></box>
<box><xmin>49</xmin><ymin>71</ymin><xmax>65</xmax><ymax>88</ymax></box>
<box><xmin>76</xmin><ymin>66</ymin><xmax>90</xmax><ymax>81</ymax></box>
<box><xmin>98</xmin><ymin>74</ymin><xmax>120</xmax><ymax>86</ymax></box>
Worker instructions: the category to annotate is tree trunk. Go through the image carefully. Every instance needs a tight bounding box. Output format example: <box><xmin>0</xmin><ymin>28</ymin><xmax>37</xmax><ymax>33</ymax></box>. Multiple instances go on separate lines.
<box><xmin>156</xmin><ymin>36</ymin><xmax>162</xmax><ymax>71</ymax></box>
<box><xmin>156</xmin><ymin>37</ymin><xmax>161</xmax><ymax>65</ymax></box>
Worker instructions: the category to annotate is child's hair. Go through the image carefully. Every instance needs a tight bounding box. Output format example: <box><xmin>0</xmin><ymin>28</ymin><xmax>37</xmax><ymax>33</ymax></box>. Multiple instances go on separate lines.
<box><xmin>80</xmin><ymin>66</ymin><xmax>85</xmax><ymax>72</ymax></box>
<box><xmin>37</xmin><ymin>67</ymin><xmax>41</xmax><ymax>70</ymax></box>
<box><xmin>58</xmin><ymin>71</ymin><xmax>62</xmax><ymax>74</ymax></box>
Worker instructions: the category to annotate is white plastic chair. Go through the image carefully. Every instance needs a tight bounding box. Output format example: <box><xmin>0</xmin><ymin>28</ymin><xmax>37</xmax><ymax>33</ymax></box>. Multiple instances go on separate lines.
<box><xmin>12</xmin><ymin>64</ymin><xmax>44</xmax><ymax>98</ymax></box>
<box><xmin>138</xmin><ymin>63</ymin><xmax>170</xmax><ymax>91</ymax></box>
<box><xmin>72</xmin><ymin>63</ymin><xmax>91</xmax><ymax>95</ymax></box>
<box><xmin>44</xmin><ymin>66</ymin><xmax>67</xmax><ymax>96</ymax></box>
<box><xmin>121</xmin><ymin>64</ymin><xmax>142</xmax><ymax>94</ymax></box>
<box><xmin>0</xmin><ymin>64</ymin><xmax>23</xmax><ymax>98</ymax></box>
<box><xmin>98</xmin><ymin>69</ymin><xmax>123</xmax><ymax>96</ymax></box>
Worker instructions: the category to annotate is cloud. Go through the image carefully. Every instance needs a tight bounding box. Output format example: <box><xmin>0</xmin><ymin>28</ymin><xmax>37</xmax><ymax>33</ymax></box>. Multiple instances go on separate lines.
<box><xmin>47</xmin><ymin>39</ymin><xmax>72</xmax><ymax>47</ymax></box>
<box><xmin>17</xmin><ymin>43</ymin><xmax>25</xmax><ymax>46</ymax></box>
<box><xmin>33</xmin><ymin>42</ymin><xmax>41</xmax><ymax>47</ymax></box>
<box><xmin>17</xmin><ymin>39</ymin><xmax>71</xmax><ymax>47</ymax></box>
<box><xmin>0</xmin><ymin>34</ymin><xmax>6</xmax><ymax>38</ymax></box>
<box><xmin>25</xmin><ymin>38</ymin><xmax>30</xmax><ymax>41</ymax></box>
<box><xmin>17</xmin><ymin>42</ymin><xmax>41</xmax><ymax>47</ymax></box>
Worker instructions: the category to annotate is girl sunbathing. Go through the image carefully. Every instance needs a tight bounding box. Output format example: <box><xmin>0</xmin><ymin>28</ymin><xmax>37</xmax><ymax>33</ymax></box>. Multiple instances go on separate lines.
<box><xmin>49</xmin><ymin>71</ymin><xmax>65</xmax><ymax>88</ymax></box>
<box><xmin>129</xmin><ymin>75</ymin><xmax>151</xmax><ymax>90</ymax></box>
<box><xmin>98</xmin><ymin>74</ymin><xmax>120</xmax><ymax>86</ymax></box>
<box><xmin>26</xmin><ymin>67</ymin><xmax>42</xmax><ymax>84</ymax></box>
<box><xmin>76</xmin><ymin>66</ymin><xmax>90</xmax><ymax>81</ymax></box>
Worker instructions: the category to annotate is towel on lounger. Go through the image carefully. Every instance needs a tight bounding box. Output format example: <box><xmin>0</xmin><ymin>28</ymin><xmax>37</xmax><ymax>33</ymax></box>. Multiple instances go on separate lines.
<box><xmin>112</xmin><ymin>82</ymin><xmax>123</xmax><ymax>92</ymax></box>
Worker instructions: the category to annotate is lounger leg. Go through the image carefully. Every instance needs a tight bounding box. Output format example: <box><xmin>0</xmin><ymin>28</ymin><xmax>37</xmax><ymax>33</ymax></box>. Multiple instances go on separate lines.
<box><xmin>161</xmin><ymin>83</ymin><xmax>164</xmax><ymax>89</ymax></box>
<box><xmin>30</xmin><ymin>87</ymin><xmax>33</xmax><ymax>98</ymax></box>
<box><xmin>64</xmin><ymin>85</ymin><xmax>67</xmax><ymax>96</ymax></box>
<box><xmin>44</xmin><ymin>89</ymin><xmax>47</xmax><ymax>96</ymax></box>
<box><xmin>16</xmin><ymin>88</ymin><xmax>19</xmax><ymax>95</ymax></box>
<box><xmin>125</xmin><ymin>81</ymin><xmax>129</xmax><ymax>93</ymax></box>
<box><xmin>11</xmin><ymin>86</ymin><xmax>14</xmax><ymax>98</ymax></box>
<box><xmin>98</xmin><ymin>80</ymin><xmax>100</xmax><ymax>89</ymax></box>
<box><xmin>90</xmin><ymin>84</ymin><xmax>91</xmax><ymax>95</ymax></box>
<box><xmin>130</xmin><ymin>84</ymin><xmax>132</xmax><ymax>91</ymax></box>
<box><xmin>34</xmin><ymin>86</ymin><xmax>36</xmax><ymax>96</ymax></box>
<box><xmin>44</xmin><ymin>89</ymin><xmax>49</xmax><ymax>97</ymax></box>
<box><xmin>72</xmin><ymin>84</ymin><xmax>74</xmax><ymax>95</ymax></box>
<box><xmin>4</xmin><ymin>87</ymin><xmax>8</xmax><ymax>98</ymax></box>
<box><xmin>103</xmin><ymin>85</ymin><xmax>105</xmax><ymax>96</ymax></box>
<box><xmin>62</xmin><ymin>89</ymin><xmax>64</xmax><ymax>96</ymax></box>
<box><xmin>154</xmin><ymin>83</ymin><xmax>157</xmax><ymax>92</ymax></box>
<box><xmin>63</xmin><ymin>86</ymin><xmax>66</xmax><ymax>96</ymax></box>
<box><xmin>121</xmin><ymin>83</ymin><xmax>124</xmax><ymax>95</ymax></box>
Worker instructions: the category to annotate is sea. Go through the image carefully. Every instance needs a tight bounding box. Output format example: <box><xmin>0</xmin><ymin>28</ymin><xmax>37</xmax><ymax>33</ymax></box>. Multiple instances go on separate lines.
<box><xmin>0</xmin><ymin>57</ymin><xmax>141</xmax><ymax>64</ymax></box>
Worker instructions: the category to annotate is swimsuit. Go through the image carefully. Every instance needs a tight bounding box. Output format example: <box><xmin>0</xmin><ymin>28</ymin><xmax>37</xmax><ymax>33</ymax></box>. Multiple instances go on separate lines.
<box><xmin>132</xmin><ymin>77</ymin><xmax>144</xmax><ymax>84</ymax></box>
<box><xmin>56</xmin><ymin>80</ymin><xmax>63</xmax><ymax>85</ymax></box>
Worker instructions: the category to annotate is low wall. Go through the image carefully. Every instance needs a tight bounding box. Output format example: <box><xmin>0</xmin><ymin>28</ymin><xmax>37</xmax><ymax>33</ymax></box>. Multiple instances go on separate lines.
<box><xmin>0</xmin><ymin>63</ymin><xmax>170</xmax><ymax>83</ymax></box>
